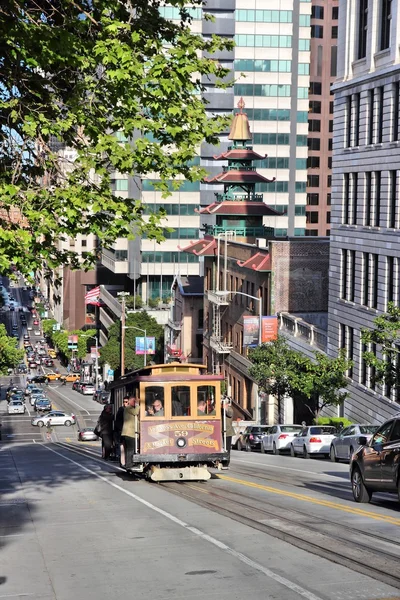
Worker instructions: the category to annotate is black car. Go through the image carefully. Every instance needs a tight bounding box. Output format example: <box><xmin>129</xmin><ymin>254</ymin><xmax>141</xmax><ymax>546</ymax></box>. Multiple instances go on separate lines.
<box><xmin>351</xmin><ymin>418</ymin><xmax>400</xmax><ymax>503</ymax></box>
<box><xmin>236</xmin><ymin>426</ymin><xmax>271</xmax><ymax>452</ymax></box>
<box><xmin>30</xmin><ymin>375</ymin><xmax>48</xmax><ymax>384</ymax></box>
<box><xmin>17</xmin><ymin>363</ymin><xmax>27</xmax><ymax>374</ymax></box>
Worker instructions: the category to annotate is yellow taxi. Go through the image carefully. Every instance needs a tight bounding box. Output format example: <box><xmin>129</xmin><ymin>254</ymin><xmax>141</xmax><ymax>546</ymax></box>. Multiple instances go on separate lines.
<box><xmin>60</xmin><ymin>373</ymin><xmax>80</xmax><ymax>383</ymax></box>
<box><xmin>46</xmin><ymin>372</ymin><xmax>62</xmax><ymax>381</ymax></box>
<box><xmin>48</xmin><ymin>349</ymin><xmax>57</xmax><ymax>359</ymax></box>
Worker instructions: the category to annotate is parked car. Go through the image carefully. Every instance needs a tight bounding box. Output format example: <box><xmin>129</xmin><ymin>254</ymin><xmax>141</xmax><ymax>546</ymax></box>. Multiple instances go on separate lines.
<box><xmin>72</xmin><ymin>380</ymin><xmax>84</xmax><ymax>392</ymax></box>
<box><xmin>94</xmin><ymin>390</ymin><xmax>111</xmax><ymax>404</ymax></box>
<box><xmin>8</xmin><ymin>400</ymin><xmax>26</xmax><ymax>414</ymax></box>
<box><xmin>78</xmin><ymin>427</ymin><xmax>99</xmax><ymax>442</ymax></box>
<box><xmin>35</xmin><ymin>399</ymin><xmax>52</xmax><ymax>412</ymax></box>
<box><xmin>290</xmin><ymin>426</ymin><xmax>337</xmax><ymax>458</ymax></box>
<box><xmin>81</xmin><ymin>384</ymin><xmax>95</xmax><ymax>396</ymax></box>
<box><xmin>330</xmin><ymin>424</ymin><xmax>379</xmax><ymax>462</ymax></box>
<box><xmin>261</xmin><ymin>425</ymin><xmax>304</xmax><ymax>455</ymax></box>
<box><xmin>31</xmin><ymin>411</ymin><xmax>76</xmax><ymax>427</ymax></box>
<box><xmin>237</xmin><ymin>426</ymin><xmax>271</xmax><ymax>452</ymax></box>
<box><xmin>351</xmin><ymin>418</ymin><xmax>400</xmax><ymax>503</ymax></box>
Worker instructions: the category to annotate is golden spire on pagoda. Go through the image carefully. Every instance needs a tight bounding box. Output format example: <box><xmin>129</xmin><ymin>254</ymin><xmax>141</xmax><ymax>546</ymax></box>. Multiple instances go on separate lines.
<box><xmin>228</xmin><ymin>97</ymin><xmax>252</xmax><ymax>141</ymax></box>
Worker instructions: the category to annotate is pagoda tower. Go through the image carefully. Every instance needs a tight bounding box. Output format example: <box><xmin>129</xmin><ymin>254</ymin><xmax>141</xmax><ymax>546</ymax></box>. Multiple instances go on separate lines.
<box><xmin>200</xmin><ymin>97</ymin><xmax>279</xmax><ymax>243</ymax></box>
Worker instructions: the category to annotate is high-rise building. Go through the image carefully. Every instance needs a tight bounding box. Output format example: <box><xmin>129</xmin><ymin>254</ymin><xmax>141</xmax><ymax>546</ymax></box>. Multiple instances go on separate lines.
<box><xmin>99</xmin><ymin>2</ymin><xmax>311</xmax><ymax>304</ymax></box>
<box><xmin>306</xmin><ymin>0</ymin><xmax>338</xmax><ymax>236</ymax></box>
<box><xmin>328</xmin><ymin>0</ymin><xmax>400</xmax><ymax>423</ymax></box>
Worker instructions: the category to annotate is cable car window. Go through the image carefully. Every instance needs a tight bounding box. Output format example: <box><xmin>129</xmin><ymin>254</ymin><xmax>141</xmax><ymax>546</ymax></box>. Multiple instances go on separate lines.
<box><xmin>197</xmin><ymin>385</ymin><xmax>216</xmax><ymax>416</ymax></box>
<box><xmin>171</xmin><ymin>386</ymin><xmax>190</xmax><ymax>416</ymax></box>
<box><xmin>145</xmin><ymin>386</ymin><xmax>164</xmax><ymax>417</ymax></box>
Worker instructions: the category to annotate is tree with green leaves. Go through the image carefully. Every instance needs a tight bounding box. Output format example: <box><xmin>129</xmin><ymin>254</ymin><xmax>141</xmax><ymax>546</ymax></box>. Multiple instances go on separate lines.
<box><xmin>0</xmin><ymin>325</ymin><xmax>24</xmax><ymax>374</ymax></box>
<box><xmin>361</xmin><ymin>302</ymin><xmax>400</xmax><ymax>394</ymax></box>
<box><xmin>249</xmin><ymin>336</ymin><xmax>352</xmax><ymax>421</ymax></box>
<box><xmin>0</xmin><ymin>0</ymin><xmax>232</xmax><ymax>279</ymax></box>
<box><xmin>100</xmin><ymin>310</ymin><xmax>164</xmax><ymax>372</ymax></box>
<box><xmin>42</xmin><ymin>319</ymin><xmax>97</xmax><ymax>360</ymax></box>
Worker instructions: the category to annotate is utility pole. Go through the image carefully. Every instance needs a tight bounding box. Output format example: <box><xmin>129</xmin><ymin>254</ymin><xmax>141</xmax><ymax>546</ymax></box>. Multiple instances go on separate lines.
<box><xmin>117</xmin><ymin>292</ymin><xmax>129</xmax><ymax>376</ymax></box>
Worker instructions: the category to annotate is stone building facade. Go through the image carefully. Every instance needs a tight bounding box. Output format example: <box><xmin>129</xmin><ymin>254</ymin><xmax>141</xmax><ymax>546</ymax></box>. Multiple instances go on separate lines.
<box><xmin>328</xmin><ymin>0</ymin><xmax>400</xmax><ymax>423</ymax></box>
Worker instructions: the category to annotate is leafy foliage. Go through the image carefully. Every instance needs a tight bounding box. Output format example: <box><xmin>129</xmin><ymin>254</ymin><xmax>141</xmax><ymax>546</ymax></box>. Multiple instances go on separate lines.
<box><xmin>249</xmin><ymin>336</ymin><xmax>352</xmax><ymax>419</ymax></box>
<box><xmin>99</xmin><ymin>310</ymin><xmax>164</xmax><ymax>371</ymax></box>
<box><xmin>42</xmin><ymin>319</ymin><xmax>96</xmax><ymax>359</ymax></box>
<box><xmin>0</xmin><ymin>324</ymin><xmax>24</xmax><ymax>374</ymax></box>
<box><xmin>0</xmin><ymin>0</ymin><xmax>232</xmax><ymax>278</ymax></box>
<box><xmin>361</xmin><ymin>302</ymin><xmax>400</xmax><ymax>392</ymax></box>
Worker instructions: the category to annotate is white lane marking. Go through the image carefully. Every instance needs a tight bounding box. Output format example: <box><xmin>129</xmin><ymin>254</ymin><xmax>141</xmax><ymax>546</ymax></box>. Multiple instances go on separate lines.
<box><xmin>25</xmin><ymin>402</ymin><xmax>30</xmax><ymax>417</ymax></box>
<box><xmin>233</xmin><ymin>458</ymin><xmax>348</xmax><ymax>479</ymax></box>
<box><xmin>0</xmin><ymin>594</ymin><xmax>35</xmax><ymax>598</ymax></box>
<box><xmin>50</xmin><ymin>388</ymin><xmax>90</xmax><ymax>415</ymax></box>
<box><xmin>43</xmin><ymin>445</ymin><xmax>323</xmax><ymax>600</ymax></box>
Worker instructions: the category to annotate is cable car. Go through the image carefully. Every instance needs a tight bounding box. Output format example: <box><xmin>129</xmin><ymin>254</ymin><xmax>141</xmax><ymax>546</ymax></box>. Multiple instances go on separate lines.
<box><xmin>109</xmin><ymin>363</ymin><xmax>229</xmax><ymax>481</ymax></box>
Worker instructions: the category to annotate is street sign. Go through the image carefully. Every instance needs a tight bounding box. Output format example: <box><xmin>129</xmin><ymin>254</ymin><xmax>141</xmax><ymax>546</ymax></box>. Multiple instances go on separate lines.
<box><xmin>68</xmin><ymin>334</ymin><xmax>78</xmax><ymax>350</ymax></box>
<box><xmin>90</xmin><ymin>346</ymin><xmax>100</xmax><ymax>359</ymax></box>
<box><xmin>107</xmin><ymin>369</ymin><xmax>114</xmax><ymax>377</ymax></box>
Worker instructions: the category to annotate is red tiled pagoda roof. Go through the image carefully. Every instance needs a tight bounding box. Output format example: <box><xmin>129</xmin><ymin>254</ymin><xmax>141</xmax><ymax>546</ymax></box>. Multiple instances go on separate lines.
<box><xmin>237</xmin><ymin>252</ymin><xmax>271</xmax><ymax>272</ymax></box>
<box><xmin>213</xmin><ymin>149</ymin><xmax>266</xmax><ymax>161</ymax></box>
<box><xmin>200</xmin><ymin>202</ymin><xmax>281</xmax><ymax>216</ymax></box>
<box><xmin>204</xmin><ymin>170</ymin><xmax>275</xmax><ymax>184</ymax></box>
<box><xmin>178</xmin><ymin>236</ymin><xmax>217</xmax><ymax>256</ymax></box>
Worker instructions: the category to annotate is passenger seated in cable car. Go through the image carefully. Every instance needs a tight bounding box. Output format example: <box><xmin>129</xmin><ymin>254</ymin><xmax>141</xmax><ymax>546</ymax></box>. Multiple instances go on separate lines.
<box><xmin>152</xmin><ymin>399</ymin><xmax>164</xmax><ymax>416</ymax></box>
<box><xmin>145</xmin><ymin>404</ymin><xmax>154</xmax><ymax>416</ymax></box>
<box><xmin>197</xmin><ymin>399</ymin><xmax>215</xmax><ymax>416</ymax></box>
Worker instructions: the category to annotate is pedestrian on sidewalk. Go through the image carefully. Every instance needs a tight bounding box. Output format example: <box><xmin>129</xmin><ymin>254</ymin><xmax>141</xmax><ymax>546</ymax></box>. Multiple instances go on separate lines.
<box><xmin>46</xmin><ymin>419</ymin><xmax>53</xmax><ymax>441</ymax></box>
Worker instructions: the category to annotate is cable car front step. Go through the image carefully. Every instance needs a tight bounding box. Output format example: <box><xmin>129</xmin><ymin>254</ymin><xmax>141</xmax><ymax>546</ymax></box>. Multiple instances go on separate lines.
<box><xmin>149</xmin><ymin>465</ymin><xmax>211</xmax><ymax>482</ymax></box>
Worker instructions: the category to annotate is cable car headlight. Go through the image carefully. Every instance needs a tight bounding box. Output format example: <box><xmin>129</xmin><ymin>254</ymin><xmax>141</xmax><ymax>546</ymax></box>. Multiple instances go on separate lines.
<box><xmin>176</xmin><ymin>437</ymin><xmax>187</xmax><ymax>448</ymax></box>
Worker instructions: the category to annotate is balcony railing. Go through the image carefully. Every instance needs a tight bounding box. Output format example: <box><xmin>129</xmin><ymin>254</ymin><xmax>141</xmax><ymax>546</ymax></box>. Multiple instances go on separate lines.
<box><xmin>101</xmin><ymin>252</ymin><xmax>129</xmax><ymax>274</ymax></box>
<box><xmin>279</xmin><ymin>312</ymin><xmax>327</xmax><ymax>352</ymax></box>
<box><xmin>222</xmin><ymin>166</ymin><xmax>256</xmax><ymax>172</ymax></box>
<box><xmin>203</xmin><ymin>225</ymin><xmax>275</xmax><ymax>237</ymax></box>
<box><xmin>215</xmin><ymin>193</ymin><xmax>264</xmax><ymax>203</ymax></box>
<box><xmin>210</xmin><ymin>336</ymin><xmax>233</xmax><ymax>354</ymax></box>
<box><xmin>207</xmin><ymin>290</ymin><xmax>229</xmax><ymax>305</ymax></box>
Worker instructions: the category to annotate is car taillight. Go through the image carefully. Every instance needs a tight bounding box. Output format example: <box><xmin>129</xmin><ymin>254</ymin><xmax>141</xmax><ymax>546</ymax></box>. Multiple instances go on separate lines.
<box><xmin>249</xmin><ymin>434</ymin><xmax>254</xmax><ymax>440</ymax></box>
<box><xmin>309</xmin><ymin>437</ymin><xmax>321</xmax><ymax>443</ymax></box>
<box><xmin>278</xmin><ymin>434</ymin><xmax>288</xmax><ymax>439</ymax></box>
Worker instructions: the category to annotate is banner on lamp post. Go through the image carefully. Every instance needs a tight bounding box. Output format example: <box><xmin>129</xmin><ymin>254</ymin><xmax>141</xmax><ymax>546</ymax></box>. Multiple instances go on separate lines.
<box><xmin>261</xmin><ymin>316</ymin><xmax>278</xmax><ymax>343</ymax></box>
<box><xmin>243</xmin><ymin>316</ymin><xmax>259</xmax><ymax>347</ymax></box>
<box><xmin>90</xmin><ymin>346</ymin><xmax>100</xmax><ymax>359</ymax></box>
<box><xmin>135</xmin><ymin>337</ymin><xmax>156</xmax><ymax>355</ymax></box>
<box><xmin>68</xmin><ymin>334</ymin><xmax>78</xmax><ymax>350</ymax></box>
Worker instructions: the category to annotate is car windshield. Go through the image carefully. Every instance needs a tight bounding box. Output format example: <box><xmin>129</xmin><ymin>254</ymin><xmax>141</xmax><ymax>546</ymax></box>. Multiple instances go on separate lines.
<box><xmin>309</xmin><ymin>427</ymin><xmax>336</xmax><ymax>435</ymax></box>
<box><xmin>359</xmin><ymin>425</ymin><xmax>379</xmax><ymax>434</ymax></box>
<box><xmin>280</xmin><ymin>426</ymin><xmax>303</xmax><ymax>433</ymax></box>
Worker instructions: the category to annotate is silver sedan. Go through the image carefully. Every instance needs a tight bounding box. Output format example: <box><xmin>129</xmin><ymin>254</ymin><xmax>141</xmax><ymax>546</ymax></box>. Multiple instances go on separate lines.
<box><xmin>330</xmin><ymin>424</ymin><xmax>378</xmax><ymax>462</ymax></box>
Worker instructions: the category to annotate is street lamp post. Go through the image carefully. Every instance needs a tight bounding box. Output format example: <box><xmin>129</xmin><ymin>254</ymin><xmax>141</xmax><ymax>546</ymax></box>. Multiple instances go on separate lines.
<box><xmin>117</xmin><ymin>292</ymin><xmax>129</xmax><ymax>376</ymax></box>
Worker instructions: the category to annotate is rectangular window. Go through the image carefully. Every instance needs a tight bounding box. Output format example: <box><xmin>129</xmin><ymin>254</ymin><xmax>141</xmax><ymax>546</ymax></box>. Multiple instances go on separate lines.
<box><xmin>330</xmin><ymin>101</ymin><xmax>334</xmax><ymax>114</ymax></box>
<box><xmin>348</xmin><ymin>326</ymin><xmax>354</xmax><ymax>378</ymax></box>
<box><xmin>372</xmin><ymin>254</ymin><xmax>379</xmax><ymax>308</ymax></box>
<box><xmin>329</xmin><ymin>120</ymin><xmax>334</xmax><ymax>133</ymax></box>
<box><xmin>354</xmin><ymin>93</ymin><xmax>360</xmax><ymax>146</ymax></box>
<box><xmin>331</xmin><ymin>26</ymin><xmax>338</xmax><ymax>39</ymax></box>
<box><xmin>327</xmin><ymin>193</ymin><xmax>331</xmax><ymax>205</ymax></box>
<box><xmin>327</xmin><ymin>211</ymin><xmax>331</xmax><ymax>224</ymax></box>
<box><xmin>308</xmin><ymin>211</ymin><xmax>319</xmax><ymax>223</ymax></box>
<box><xmin>377</xmin><ymin>86</ymin><xmax>384</xmax><ymax>143</ymax></box>
<box><xmin>308</xmin><ymin>138</ymin><xmax>321</xmax><ymax>151</ymax></box>
<box><xmin>327</xmin><ymin>175</ymin><xmax>332</xmax><ymax>188</ymax></box>
<box><xmin>346</xmin><ymin>96</ymin><xmax>352</xmax><ymax>147</ymax></box>
<box><xmin>374</xmin><ymin>171</ymin><xmax>381</xmax><ymax>227</ymax></box>
<box><xmin>341</xmin><ymin>250</ymin><xmax>348</xmax><ymax>300</ymax></box>
<box><xmin>328</xmin><ymin>138</ymin><xmax>333</xmax><ymax>151</ymax></box>
<box><xmin>368</xmin><ymin>89</ymin><xmax>374</xmax><ymax>144</ymax></box>
<box><xmin>361</xmin><ymin>343</ymin><xmax>367</xmax><ymax>385</ymax></box>
<box><xmin>330</xmin><ymin>45</ymin><xmax>338</xmax><ymax>77</ymax></box>
<box><xmin>358</xmin><ymin>0</ymin><xmax>368</xmax><ymax>59</ymax></box>
<box><xmin>387</xmin><ymin>256</ymin><xmax>394</xmax><ymax>306</ymax></box>
<box><xmin>311</xmin><ymin>25</ymin><xmax>324</xmax><ymax>38</ymax></box>
<box><xmin>328</xmin><ymin>156</ymin><xmax>332</xmax><ymax>169</ymax></box>
<box><xmin>390</xmin><ymin>170</ymin><xmax>397</xmax><ymax>228</ymax></box>
<box><xmin>349</xmin><ymin>251</ymin><xmax>356</xmax><ymax>302</ymax></box>
<box><xmin>363</xmin><ymin>252</ymin><xmax>370</xmax><ymax>306</ymax></box>
<box><xmin>365</xmin><ymin>172</ymin><xmax>372</xmax><ymax>226</ymax></box>
<box><xmin>307</xmin><ymin>156</ymin><xmax>320</xmax><ymax>168</ymax></box>
<box><xmin>309</xmin><ymin>100</ymin><xmax>321</xmax><ymax>113</ymax></box>
<box><xmin>310</xmin><ymin>82</ymin><xmax>322</xmax><ymax>95</ymax></box>
<box><xmin>332</xmin><ymin>7</ymin><xmax>339</xmax><ymax>19</ymax></box>
<box><xmin>393</xmin><ymin>81</ymin><xmax>399</xmax><ymax>141</ymax></box>
<box><xmin>308</xmin><ymin>119</ymin><xmax>321</xmax><ymax>132</ymax></box>
<box><xmin>311</xmin><ymin>6</ymin><xmax>324</xmax><ymax>18</ymax></box>
<box><xmin>115</xmin><ymin>179</ymin><xmax>129</xmax><ymax>191</ymax></box>
<box><xmin>307</xmin><ymin>193</ymin><xmax>319</xmax><ymax>205</ymax></box>
<box><xmin>352</xmin><ymin>172</ymin><xmax>358</xmax><ymax>225</ymax></box>
<box><xmin>380</xmin><ymin>0</ymin><xmax>392</xmax><ymax>50</ymax></box>
<box><xmin>308</xmin><ymin>175</ymin><xmax>320</xmax><ymax>187</ymax></box>
<box><xmin>344</xmin><ymin>173</ymin><xmax>350</xmax><ymax>224</ymax></box>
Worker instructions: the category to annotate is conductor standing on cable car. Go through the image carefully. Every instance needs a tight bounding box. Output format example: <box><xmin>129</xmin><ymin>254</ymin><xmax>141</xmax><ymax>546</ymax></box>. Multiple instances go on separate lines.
<box><xmin>222</xmin><ymin>397</ymin><xmax>234</xmax><ymax>467</ymax></box>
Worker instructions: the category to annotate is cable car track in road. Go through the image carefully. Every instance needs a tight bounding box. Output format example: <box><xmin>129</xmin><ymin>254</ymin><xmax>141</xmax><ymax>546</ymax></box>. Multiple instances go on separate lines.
<box><xmin>160</xmin><ymin>479</ymin><xmax>400</xmax><ymax>590</ymax></box>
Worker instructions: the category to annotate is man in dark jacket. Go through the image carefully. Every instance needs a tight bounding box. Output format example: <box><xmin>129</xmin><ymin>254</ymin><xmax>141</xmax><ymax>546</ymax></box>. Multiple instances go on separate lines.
<box><xmin>222</xmin><ymin>398</ymin><xmax>235</xmax><ymax>467</ymax></box>
<box><xmin>114</xmin><ymin>396</ymin><xmax>129</xmax><ymax>458</ymax></box>
<box><xmin>97</xmin><ymin>404</ymin><xmax>114</xmax><ymax>460</ymax></box>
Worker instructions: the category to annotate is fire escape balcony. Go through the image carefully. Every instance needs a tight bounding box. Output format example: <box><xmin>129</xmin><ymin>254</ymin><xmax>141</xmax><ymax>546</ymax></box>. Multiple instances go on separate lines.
<box><xmin>167</xmin><ymin>318</ymin><xmax>182</xmax><ymax>331</ymax></box>
<box><xmin>210</xmin><ymin>336</ymin><xmax>233</xmax><ymax>354</ymax></box>
<box><xmin>207</xmin><ymin>290</ymin><xmax>230</xmax><ymax>305</ymax></box>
